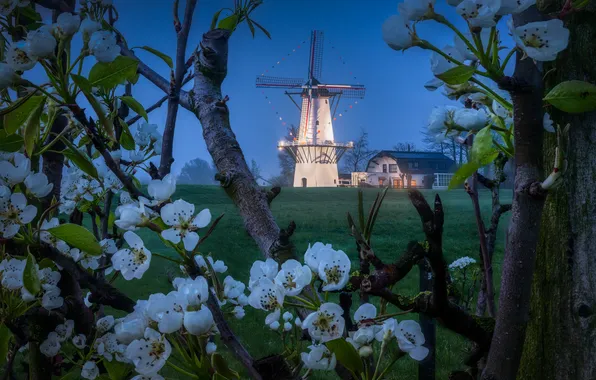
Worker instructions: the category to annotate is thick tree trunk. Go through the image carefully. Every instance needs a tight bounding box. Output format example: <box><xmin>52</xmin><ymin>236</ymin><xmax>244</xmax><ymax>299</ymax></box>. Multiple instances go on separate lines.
<box><xmin>518</xmin><ymin>3</ymin><xmax>596</xmax><ymax>380</ymax></box>
<box><xmin>481</xmin><ymin>7</ymin><xmax>548</xmax><ymax>380</ymax></box>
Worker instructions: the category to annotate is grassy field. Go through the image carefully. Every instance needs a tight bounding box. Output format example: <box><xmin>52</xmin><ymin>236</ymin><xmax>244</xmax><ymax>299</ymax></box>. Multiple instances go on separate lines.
<box><xmin>115</xmin><ymin>186</ymin><xmax>511</xmax><ymax>379</ymax></box>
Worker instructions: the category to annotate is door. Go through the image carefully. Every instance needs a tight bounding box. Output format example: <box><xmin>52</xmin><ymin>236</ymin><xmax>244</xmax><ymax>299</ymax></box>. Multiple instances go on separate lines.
<box><xmin>302</xmin><ymin>177</ymin><xmax>307</xmax><ymax>187</ymax></box>
<box><xmin>392</xmin><ymin>178</ymin><xmax>399</xmax><ymax>188</ymax></box>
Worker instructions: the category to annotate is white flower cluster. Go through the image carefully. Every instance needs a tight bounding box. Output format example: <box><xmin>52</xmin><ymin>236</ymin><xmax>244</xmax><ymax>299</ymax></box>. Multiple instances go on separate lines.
<box><xmin>83</xmin><ymin>270</ymin><xmax>221</xmax><ymax>377</ymax></box>
<box><xmin>40</xmin><ymin>320</ymin><xmax>75</xmax><ymax>357</ymax></box>
<box><xmin>130</xmin><ymin>123</ymin><xmax>163</xmax><ymax>162</ymax></box>
<box><xmin>382</xmin><ymin>0</ymin><xmax>569</xmax><ymax>61</ymax></box>
<box><xmin>347</xmin><ymin>303</ymin><xmax>429</xmax><ymax>361</ymax></box>
<box><xmin>449</xmin><ymin>256</ymin><xmax>477</xmax><ymax>270</ymax></box>
<box><xmin>0</xmin><ymin>257</ymin><xmax>64</xmax><ymax>310</ymax></box>
<box><xmin>247</xmin><ymin>243</ymin><xmax>351</xmax><ymax>328</ymax></box>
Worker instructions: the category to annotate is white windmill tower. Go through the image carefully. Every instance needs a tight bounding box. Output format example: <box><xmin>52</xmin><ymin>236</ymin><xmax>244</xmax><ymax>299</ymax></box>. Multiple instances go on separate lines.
<box><xmin>256</xmin><ymin>30</ymin><xmax>366</xmax><ymax>187</ymax></box>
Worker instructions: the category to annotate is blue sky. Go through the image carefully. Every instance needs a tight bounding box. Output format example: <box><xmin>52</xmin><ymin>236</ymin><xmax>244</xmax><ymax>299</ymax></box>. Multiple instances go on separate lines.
<box><xmin>37</xmin><ymin>0</ymin><xmax>513</xmax><ymax>179</ymax></box>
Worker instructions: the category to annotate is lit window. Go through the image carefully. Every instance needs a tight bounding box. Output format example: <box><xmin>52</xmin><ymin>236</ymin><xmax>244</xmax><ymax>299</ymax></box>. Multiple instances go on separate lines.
<box><xmin>382</xmin><ymin>164</ymin><xmax>387</xmax><ymax>173</ymax></box>
<box><xmin>389</xmin><ymin>164</ymin><xmax>398</xmax><ymax>173</ymax></box>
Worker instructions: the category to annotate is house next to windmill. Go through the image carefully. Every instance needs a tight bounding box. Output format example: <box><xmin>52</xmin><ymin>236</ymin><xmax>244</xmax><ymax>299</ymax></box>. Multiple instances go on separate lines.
<box><xmin>351</xmin><ymin>150</ymin><xmax>457</xmax><ymax>189</ymax></box>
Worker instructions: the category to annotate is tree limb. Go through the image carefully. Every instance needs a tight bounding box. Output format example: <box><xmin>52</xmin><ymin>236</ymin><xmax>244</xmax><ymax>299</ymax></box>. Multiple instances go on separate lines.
<box><xmin>159</xmin><ymin>0</ymin><xmax>198</xmax><ymax>177</ymax></box>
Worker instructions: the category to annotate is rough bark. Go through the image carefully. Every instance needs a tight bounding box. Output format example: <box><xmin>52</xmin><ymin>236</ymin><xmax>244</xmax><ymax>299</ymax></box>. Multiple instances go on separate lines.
<box><xmin>192</xmin><ymin>29</ymin><xmax>286</xmax><ymax>259</ymax></box>
<box><xmin>518</xmin><ymin>3</ymin><xmax>596</xmax><ymax>380</ymax></box>
<box><xmin>481</xmin><ymin>7</ymin><xmax>548</xmax><ymax>380</ymax></box>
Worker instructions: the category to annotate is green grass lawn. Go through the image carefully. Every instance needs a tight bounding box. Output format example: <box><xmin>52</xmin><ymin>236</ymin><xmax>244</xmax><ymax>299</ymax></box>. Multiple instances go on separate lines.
<box><xmin>115</xmin><ymin>186</ymin><xmax>511</xmax><ymax>379</ymax></box>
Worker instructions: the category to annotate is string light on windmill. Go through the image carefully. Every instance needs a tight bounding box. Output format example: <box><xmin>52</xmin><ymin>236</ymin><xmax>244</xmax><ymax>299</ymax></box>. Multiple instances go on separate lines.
<box><xmin>258</xmin><ymin>37</ymin><xmax>310</xmax><ymax>127</ymax></box>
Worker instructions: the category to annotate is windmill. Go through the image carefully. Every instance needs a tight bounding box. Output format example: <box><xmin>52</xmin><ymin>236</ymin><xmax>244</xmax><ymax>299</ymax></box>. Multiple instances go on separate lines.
<box><xmin>256</xmin><ymin>30</ymin><xmax>366</xmax><ymax>187</ymax></box>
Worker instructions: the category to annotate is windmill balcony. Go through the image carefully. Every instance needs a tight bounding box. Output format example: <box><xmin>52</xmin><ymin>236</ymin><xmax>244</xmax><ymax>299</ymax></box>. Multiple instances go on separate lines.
<box><xmin>277</xmin><ymin>140</ymin><xmax>354</xmax><ymax>148</ymax></box>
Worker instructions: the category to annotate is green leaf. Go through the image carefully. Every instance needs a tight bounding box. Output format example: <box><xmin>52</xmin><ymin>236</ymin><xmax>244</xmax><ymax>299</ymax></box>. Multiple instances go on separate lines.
<box><xmin>88</xmin><ymin>55</ymin><xmax>139</xmax><ymax>90</ymax></box>
<box><xmin>218</xmin><ymin>14</ymin><xmax>239</xmax><ymax>31</ymax></box>
<box><xmin>325</xmin><ymin>338</ymin><xmax>364</xmax><ymax>376</ymax></box>
<box><xmin>544</xmin><ymin>80</ymin><xmax>596</xmax><ymax>114</ymax></box>
<box><xmin>60</xmin><ymin>137</ymin><xmax>99</xmax><ymax>179</ymax></box>
<box><xmin>0</xmin><ymin>90</ymin><xmax>36</xmax><ymax>117</ymax></box>
<box><xmin>23</xmin><ymin>253</ymin><xmax>41</xmax><ymax>296</ymax></box>
<box><xmin>18</xmin><ymin>6</ymin><xmax>42</xmax><ymax>22</ymax></box>
<box><xmin>134</xmin><ymin>46</ymin><xmax>173</xmax><ymax>69</ymax></box>
<box><xmin>211</xmin><ymin>353</ymin><xmax>240</xmax><ymax>379</ymax></box>
<box><xmin>118</xmin><ymin>118</ymin><xmax>135</xmax><ymax>150</ymax></box>
<box><xmin>108</xmin><ymin>211</ymin><xmax>116</xmax><ymax>230</ymax></box>
<box><xmin>210</xmin><ymin>9</ymin><xmax>225</xmax><ymax>30</ymax></box>
<box><xmin>119</xmin><ymin>96</ymin><xmax>148</xmax><ymax>122</ymax></box>
<box><xmin>448</xmin><ymin>161</ymin><xmax>481</xmax><ymax>190</ymax></box>
<box><xmin>78</xmin><ymin>135</ymin><xmax>91</xmax><ymax>148</ymax></box>
<box><xmin>0</xmin><ymin>131</ymin><xmax>23</xmax><ymax>152</ymax></box>
<box><xmin>572</xmin><ymin>0</ymin><xmax>590</xmax><ymax>9</ymax></box>
<box><xmin>103</xmin><ymin>358</ymin><xmax>133</xmax><ymax>380</ymax></box>
<box><xmin>3</xmin><ymin>95</ymin><xmax>45</xmax><ymax>135</ymax></box>
<box><xmin>24</xmin><ymin>96</ymin><xmax>47</xmax><ymax>156</ymax></box>
<box><xmin>471</xmin><ymin>126</ymin><xmax>495</xmax><ymax>166</ymax></box>
<box><xmin>436</xmin><ymin>65</ymin><xmax>476</xmax><ymax>86</ymax></box>
<box><xmin>58</xmin><ymin>368</ymin><xmax>81</xmax><ymax>380</ymax></box>
<box><xmin>71</xmin><ymin>74</ymin><xmax>115</xmax><ymax>139</ymax></box>
<box><xmin>38</xmin><ymin>258</ymin><xmax>57</xmax><ymax>269</ymax></box>
<box><xmin>132</xmin><ymin>176</ymin><xmax>142</xmax><ymax>191</ymax></box>
<box><xmin>0</xmin><ymin>325</ymin><xmax>12</xmax><ymax>367</ymax></box>
<box><xmin>250</xmin><ymin>19</ymin><xmax>271</xmax><ymax>39</ymax></box>
<box><xmin>246</xmin><ymin>18</ymin><xmax>256</xmax><ymax>37</ymax></box>
<box><xmin>47</xmin><ymin>223</ymin><xmax>102</xmax><ymax>256</ymax></box>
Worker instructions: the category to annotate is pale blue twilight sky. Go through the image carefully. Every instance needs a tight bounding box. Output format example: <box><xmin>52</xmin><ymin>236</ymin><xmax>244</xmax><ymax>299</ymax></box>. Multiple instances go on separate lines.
<box><xmin>54</xmin><ymin>0</ymin><xmax>513</xmax><ymax>179</ymax></box>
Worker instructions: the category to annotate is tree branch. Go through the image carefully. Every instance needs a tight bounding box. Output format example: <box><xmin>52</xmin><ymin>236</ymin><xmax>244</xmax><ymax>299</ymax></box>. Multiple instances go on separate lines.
<box><xmin>159</xmin><ymin>0</ymin><xmax>198</xmax><ymax>178</ymax></box>
<box><xmin>41</xmin><ymin>244</ymin><xmax>136</xmax><ymax>312</ymax></box>
<box><xmin>482</xmin><ymin>6</ymin><xmax>549</xmax><ymax>380</ymax></box>
<box><xmin>192</xmin><ymin>29</ymin><xmax>283</xmax><ymax>257</ymax></box>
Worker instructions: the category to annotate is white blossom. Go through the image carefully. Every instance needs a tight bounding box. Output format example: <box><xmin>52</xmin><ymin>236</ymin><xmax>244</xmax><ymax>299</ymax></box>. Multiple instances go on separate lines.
<box><xmin>318</xmin><ymin>249</ymin><xmax>351</xmax><ymax>292</ymax></box>
<box><xmin>354</xmin><ymin>303</ymin><xmax>377</xmax><ymax>326</ymax></box>
<box><xmin>0</xmin><ymin>63</ymin><xmax>16</xmax><ymax>89</ymax></box>
<box><xmin>135</xmin><ymin>123</ymin><xmax>161</xmax><ymax>147</ymax></box>
<box><xmin>89</xmin><ymin>30</ymin><xmax>121</xmax><ymax>63</ymax></box>
<box><xmin>147</xmin><ymin>174</ymin><xmax>176</xmax><ymax>202</ymax></box>
<box><xmin>111</xmin><ymin>231</ymin><xmax>152</xmax><ymax>280</ymax></box>
<box><xmin>449</xmin><ymin>256</ymin><xmax>477</xmax><ymax>270</ymax></box>
<box><xmin>96</xmin><ymin>315</ymin><xmax>115</xmax><ymax>334</ymax></box>
<box><xmin>274</xmin><ymin>259</ymin><xmax>312</xmax><ymax>296</ymax></box>
<box><xmin>195</xmin><ymin>255</ymin><xmax>227</xmax><ymax>273</ymax></box>
<box><xmin>80</xmin><ymin>18</ymin><xmax>101</xmax><ymax>36</ymax></box>
<box><xmin>131</xmin><ymin>375</ymin><xmax>164</xmax><ymax>380</ymax></box>
<box><xmin>0</xmin><ymin>152</ymin><xmax>31</xmax><ymax>185</ymax></box>
<box><xmin>382</xmin><ymin>13</ymin><xmax>413</xmax><ymax>51</ymax></box>
<box><xmin>146</xmin><ymin>291</ymin><xmax>188</xmax><ymax>333</ymax></box>
<box><xmin>0</xmin><ymin>191</ymin><xmax>37</xmax><ymax>239</ymax></box>
<box><xmin>457</xmin><ymin>0</ymin><xmax>501</xmax><ymax>28</ymax></box>
<box><xmin>430</xmin><ymin>46</ymin><xmax>464</xmax><ymax>75</ymax></box>
<box><xmin>295</xmin><ymin>317</ymin><xmax>302</xmax><ymax>328</ymax></box>
<box><xmin>114</xmin><ymin>311</ymin><xmax>148</xmax><ymax>345</ymax></box>
<box><xmin>302</xmin><ymin>303</ymin><xmax>345</xmax><ymax>343</ymax></box>
<box><xmin>72</xmin><ymin>334</ymin><xmax>87</xmax><ymax>349</ymax></box>
<box><xmin>396</xmin><ymin>320</ymin><xmax>429</xmax><ymax>361</ymax></box>
<box><xmin>183</xmin><ymin>305</ymin><xmax>214</xmax><ymax>336</ymax></box>
<box><xmin>248</xmin><ymin>278</ymin><xmax>284</xmax><ymax>325</ymax></box>
<box><xmin>248</xmin><ymin>258</ymin><xmax>279</xmax><ymax>290</ymax></box>
<box><xmin>95</xmin><ymin>332</ymin><xmax>125</xmax><ymax>362</ymax></box>
<box><xmin>173</xmin><ymin>276</ymin><xmax>209</xmax><ymax>306</ymax></box>
<box><xmin>81</xmin><ymin>361</ymin><xmax>99</xmax><ymax>379</ymax></box>
<box><xmin>223</xmin><ymin>276</ymin><xmax>246</xmax><ymax>300</ymax></box>
<box><xmin>509</xmin><ymin>18</ymin><xmax>570</xmax><ymax>62</ymax></box>
<box><xmin>453</xmin><ymin>108</ymin><xmax>489</xmax><ymax>130</ymax></box>
<box><xmin>26</xmin><ymin>25</ymin><xmax>56</xmax><ymax>58</ymax></box>
<box><xmin>55</xmin><ymin>320</ymin><xmax>74</xmax><ymax>342</ymax></box>
<box><xmin>269</xmin><ymin>320</ymin><xmax>280</xmax><ymax>330</ymax></box>
<box><xmin>160</xmin><ymin>201</ymin><xmax>211</xmax><ymax>251</ymax></box>
<box><xmin>375</xmin><ymin>318</ymin><xmax>399</xmax><ymax>342</ymax></box>
<box><xmin>41</xmin><ymin>286</ymin><xmax>64</xmax><ymax>310</ymax></box>
<box><xmin>283</xmin><ymin>311</ymin><xmax>293</xmax><ymax>321</ymax></box>
<box><xmin>0</xmin><ymin>257</ymin><xmax>25</xmax><ymax>290</ymax></box>
<box><xmin>55</xmin><ymin>13</ymin><xmax>81</xmax><ymax>36</ymax></box>
<box><xmin>24</xmin><ymin>172</ymin><xmax>53</xmax><ymax>197</ymax></box>
<box><xmin>40</xmin><ymin>332</ymin><xmax>61</xmax><ymax>357</ymax></box>
<box><xmin>233</xmin><ymin>306</ymin><xmax>245</xmax><ymax>319</ymax></box>
<box><xmin>5</xmin><ymin>42</ymin><xmax>36</xmax><ymax>71</ymax></box>
<box><xmin>543</xmin><ymin>112</ymin><xmax>555</xmax><ymax>133</ymax></box>
<box><xmin>424</xmin><ymin>78</ymin><xmax>444</xmax><ymax>92</ymax></box>
<box><xmin>206</xmin><ymin>342</ymin><xmax>217</xmax><ymax>354</ymax></box>
<box><xmin>125</xmin><ymin>328</ymin><xmax>171</xmax><ymax>375</ymax></box>
<box><xmin>398</xmin><ymin>0</ymin><xmax>435</xmax><ymax>21</ymax></box>
<box><xmin>301</xmin><ymin>344</ymin><xmax>337</xmax><ymax>371</ymax></box>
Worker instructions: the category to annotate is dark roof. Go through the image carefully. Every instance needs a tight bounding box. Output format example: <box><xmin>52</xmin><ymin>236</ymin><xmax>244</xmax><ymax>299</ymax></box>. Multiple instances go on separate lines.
<box><xmin>366</xmin><ymin>150</ymin><xmax>456</xmax><ymax>174</ymax></box>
